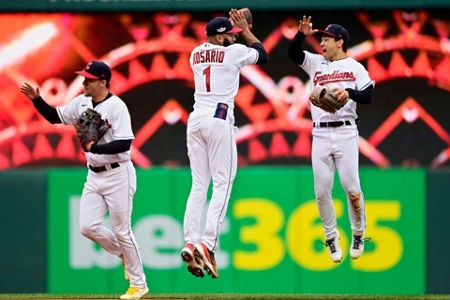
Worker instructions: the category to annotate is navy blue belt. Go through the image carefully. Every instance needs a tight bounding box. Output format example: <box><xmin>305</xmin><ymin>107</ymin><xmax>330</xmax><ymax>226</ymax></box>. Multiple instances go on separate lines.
<box><xmin>313</xmin><ymin>119</ymin><xmax>358</xmax><ymax>128</ymax></box>
<box><xmin>89</xmin><ymin>162</ymin><xmax>120</xmax><ymax>173</ymax></box>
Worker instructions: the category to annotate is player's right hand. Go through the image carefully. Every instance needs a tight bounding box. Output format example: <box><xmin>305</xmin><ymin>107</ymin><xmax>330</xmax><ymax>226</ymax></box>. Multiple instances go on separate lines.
<box><xmin>20</xmin><ymin>83</ymin><xmax>40</xmax><ymax>100</ymax></box>
<box><xmin>229</xmin><ymin>8</ymin><xmax>249</xmax><ymax>31</ymax></box>
<box><xmin>298</xmin><ymin>15</ymin><xmax>318</xmax><ymax>36</ymax></box>
<box><xmin>331</xmin><ymin>87</ymin><xmax>349</xmax><ymax>103</ymax></box>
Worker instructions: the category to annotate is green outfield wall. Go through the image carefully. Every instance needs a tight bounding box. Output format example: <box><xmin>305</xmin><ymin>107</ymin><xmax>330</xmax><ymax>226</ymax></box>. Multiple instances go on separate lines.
<box><xmin>46</xmin><ymin>167</ymin><xmax>425</xmax><ymax>294</ymax></box>
<box><xmin>3</xmin><ymin>167</ymin><xmax>450</xmax><ymax>294</ymax></box>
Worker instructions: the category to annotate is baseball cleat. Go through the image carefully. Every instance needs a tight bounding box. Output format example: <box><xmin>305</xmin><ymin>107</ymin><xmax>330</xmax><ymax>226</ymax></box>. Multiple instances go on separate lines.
<box><xmin>350</xmin><ymin>234</ymin><xmax>370</xmax><ymax>259</ymax></box>
<box><xmin>325</xmin><ymin>234</ymin><xmax>343</xmax><ymax>263</ymax></box>
<box><xmin>120</xmin><ymin>285</ymin><xmax>149</xmax><ymax>300</ymax></box>
<box><xmin>119</xmin><ymin>254</ymin><xmax>129</xmax><ymax>280</ymax></box>
<box><xmin>181</xmin><ymin>243</ymin><xmax>205</xmax><ymax>278</ymax></box>
<box><xmin>194</xmin><ymin>242</ymin><xmax>219</xmax><ymax>279</ymax></box>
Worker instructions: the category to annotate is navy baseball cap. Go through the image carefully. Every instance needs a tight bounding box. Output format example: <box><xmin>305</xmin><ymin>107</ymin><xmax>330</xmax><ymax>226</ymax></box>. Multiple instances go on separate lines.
<box><xmin>206</xmin><ymin>17</ymin><xmax>242</xmax><ymax>36</ymax></box>
<box><xmin>318</xmin><ymin>24</ymin><xmax>349</xmax><ymax>45</ymax></box>
<box><xmin>75</xmin><ymin>61</ymin><xmax>111</xmax><ymax>82</ymax></box>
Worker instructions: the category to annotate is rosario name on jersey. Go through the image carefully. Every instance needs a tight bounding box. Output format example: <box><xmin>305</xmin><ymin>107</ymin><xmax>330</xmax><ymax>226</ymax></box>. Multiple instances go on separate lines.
<box><xmin>189</xmin><ymin>42</ymin><xmax>259</xmax><ymax>111</ymax></box>
<box><xmin>301</xmin><ymin>51</ymin><xmax>374</xmax><ymax>122</ymax></box>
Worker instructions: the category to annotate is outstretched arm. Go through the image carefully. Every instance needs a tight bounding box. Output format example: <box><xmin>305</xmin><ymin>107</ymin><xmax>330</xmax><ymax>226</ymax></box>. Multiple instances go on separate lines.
<box><xmin>229</xmin><ymin>8</ymin><xmax>268</xmax><ymax>64</ymax></box>
<box><xmin>20</xmin><ymin>83</ymin><xmax>62</xmax><ymax>124</ymax></box>
<box><xmin>229</xmin><ymin>8</ymin><xmax>259</xmax><ymax>45</ymax></box>
<box><xmin>288</xmin><ymin>15</ymin><xmax>318</xmax><ymax>65</ymax></box>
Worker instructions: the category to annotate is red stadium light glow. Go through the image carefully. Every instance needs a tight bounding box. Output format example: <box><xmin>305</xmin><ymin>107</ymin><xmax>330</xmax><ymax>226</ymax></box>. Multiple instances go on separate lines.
<box><xmin>0</xmin><ymin>22</ymin><xmax>57</xmax><ymax>71</ymax></box>
<box><xmin>0</xmin><ymin>11</ymin><xmax>448</xmax><ymax>169</ymax></box>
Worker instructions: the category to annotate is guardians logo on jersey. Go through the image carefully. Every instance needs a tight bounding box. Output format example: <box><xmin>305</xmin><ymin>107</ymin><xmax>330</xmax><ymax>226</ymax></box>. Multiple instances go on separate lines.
<box><xmin>313</xmin><ymin>70</ymin><xmax>356</xmax><ymax>85</ymax></box>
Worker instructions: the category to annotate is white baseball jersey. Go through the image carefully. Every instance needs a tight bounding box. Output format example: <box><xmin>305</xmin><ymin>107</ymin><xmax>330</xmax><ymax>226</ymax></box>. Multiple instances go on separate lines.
<box><xmin>190</xmin><ymin>42</ymin><xmax>259</xmax><ymax>115</ymax></box>
<box><xmin>301</xmin><ymin>51</ymin><xmax>374</xmax><ymax>122</ymax></box>
<box><xmin>56</xmin><ymin>94</ymin><xmax>134</xmax><ymax>166</ymax></box>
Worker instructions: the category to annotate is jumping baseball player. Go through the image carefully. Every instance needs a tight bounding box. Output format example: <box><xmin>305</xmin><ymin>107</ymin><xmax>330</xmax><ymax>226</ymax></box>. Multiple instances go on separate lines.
<box><xmin>181</xmin><ymin>9</ymin><xmax>268</xmax><ymax>278</ymax></box>
<box><xmin>20</xmin><ymin>61</ymin><xmax>148</xmax><ymax>299</ymax></box>
<box><xmin>288</xmin><ymin>16</ymin><xmax>374</xmax><ymax>263</ymax></box>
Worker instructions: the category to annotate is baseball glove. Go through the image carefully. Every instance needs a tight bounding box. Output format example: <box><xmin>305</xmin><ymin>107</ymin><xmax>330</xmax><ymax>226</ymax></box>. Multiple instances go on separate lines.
<box><xmin>309</xmin><ymin>86</ymin><xmax>347</xmax><ymax>113</ymax></box>
<box><xmin>75</xmin><ymin>108</ymin><xmax>110</xmax><ymax>151</ymax></box>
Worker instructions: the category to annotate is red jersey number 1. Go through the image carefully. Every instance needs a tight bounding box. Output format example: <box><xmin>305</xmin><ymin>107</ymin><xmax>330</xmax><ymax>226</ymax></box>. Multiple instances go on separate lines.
<box><xmin>203</xmin><ymin>66</ymin><xmax>211</xmax><ymax>92</ymax></box>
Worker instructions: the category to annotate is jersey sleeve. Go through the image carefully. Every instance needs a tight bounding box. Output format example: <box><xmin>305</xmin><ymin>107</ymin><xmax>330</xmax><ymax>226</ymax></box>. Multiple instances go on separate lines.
<box><xmin>300</xmin><ymin>51</ymin><xmax>322</xmax><ymax>78</ymax></box>
<box><xmin>111</xmin><ymin>101</ymin><xmax>134</xmax><ymax>140</ymax></box>
<box><xmin>231</xmin><ymin>44</ymin><xmax>259</xmax><ymax>67</ymax></box>
<box><xmin>355</xmin><ymin>62</ymin><xmax>375</xmax><ymax>90</ymax></box>
<box><xmin>56</xmin><ymin>96</ymin><xmax>82</xmax><ymax>125</ymax></box>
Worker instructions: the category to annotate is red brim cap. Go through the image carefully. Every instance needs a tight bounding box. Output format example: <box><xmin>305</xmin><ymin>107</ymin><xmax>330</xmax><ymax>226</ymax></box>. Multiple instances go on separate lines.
<box><xmin>317</xmin><ymin>30</ymin><xmax>338</xmax><ymax>38</ymax></box>
<box><xmin>227</xmin><ymin>27</ymin><xmax>242</xmax><ymax>34</ymax></box>
<box><xmin>75</xmin><ymin>70</ymin><xmax>99</xmax><ymax>79</ymax></box>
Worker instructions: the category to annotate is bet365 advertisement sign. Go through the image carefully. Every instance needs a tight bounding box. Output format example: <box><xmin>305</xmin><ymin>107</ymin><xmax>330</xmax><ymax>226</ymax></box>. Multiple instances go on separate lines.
<box><xmin>48</xmin><ymin>167</ymin><xmax>425</xmax><ymax>294</ymax></box>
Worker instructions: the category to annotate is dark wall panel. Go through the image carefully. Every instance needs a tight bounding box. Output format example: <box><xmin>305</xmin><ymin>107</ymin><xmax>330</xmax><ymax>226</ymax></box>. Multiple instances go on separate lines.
<box><xmin>426</xmin><ymin>170</ymin><xmax>450</xmax><ymax>294</ymax></box>
<box><xmin>0</xmin><ymin>170</ymin><xmax>47</xmax><ymax>292</ymax></box>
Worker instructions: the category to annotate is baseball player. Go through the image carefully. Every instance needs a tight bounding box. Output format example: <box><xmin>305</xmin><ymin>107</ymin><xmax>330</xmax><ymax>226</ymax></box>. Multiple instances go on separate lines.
<box><xmin>181</xmin><ymin>9</ymin><xmax>268</xmax><ymax>278</ymax></box>
<box><xmin>20</xmin><ymin>61</ymin><xmax>148</xmax><ymax>299</ymax></box>
<box><xmin>288</xmin><ymin>16</ymin><xmax>374</xmax><ymax>263</ymax></box>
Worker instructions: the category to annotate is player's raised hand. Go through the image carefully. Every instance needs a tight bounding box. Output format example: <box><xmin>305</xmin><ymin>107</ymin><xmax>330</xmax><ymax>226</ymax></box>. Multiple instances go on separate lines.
<box><xmin>229</xmin><ymin>8</ymin><xmax>249</xmax><ymax>31</ymax></box>
<box><xmin>20</xmin><ymin>82</ymin><xmax>40</xmax><ymax>100</ymax></box>
<box><xmin>299</xmin><ymin>15</ymin><xmax>318</xmax><ymax>36</ymax></box>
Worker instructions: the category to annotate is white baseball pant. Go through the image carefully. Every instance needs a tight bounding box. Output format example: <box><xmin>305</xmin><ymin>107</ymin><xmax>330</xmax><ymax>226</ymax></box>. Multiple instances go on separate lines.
<box><xmin>79</xmin><ymin>161</ymin><xmax>147</xmax><ymax>288</ymax></box>
<box><xmin>184</xmin><ymin>114</ymin><xmax>237</xmax><ymax>252</ymax></box>
<box><xmin>311</xmin><ymin>124</ymin><xmax>366</xmax><ymax>239</ymax></box>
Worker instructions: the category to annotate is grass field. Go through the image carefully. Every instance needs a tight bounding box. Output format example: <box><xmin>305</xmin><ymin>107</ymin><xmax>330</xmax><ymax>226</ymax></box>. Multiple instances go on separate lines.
<box><xmin>0</xmin><ymin>294</ymin><xmax>449</xmax><ymax>300</ymax></box>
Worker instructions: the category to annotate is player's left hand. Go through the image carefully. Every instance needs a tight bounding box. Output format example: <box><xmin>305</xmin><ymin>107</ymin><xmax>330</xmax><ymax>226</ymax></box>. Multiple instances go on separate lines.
<box><xmin>298</xmin><ymin>15</ymin><xmax>318</xmax><ymax>36</ymax></box>
<box><xmin>331</xmin><ymin>87</ymin><xmax>349</xmax><ymax>103</ymax></box>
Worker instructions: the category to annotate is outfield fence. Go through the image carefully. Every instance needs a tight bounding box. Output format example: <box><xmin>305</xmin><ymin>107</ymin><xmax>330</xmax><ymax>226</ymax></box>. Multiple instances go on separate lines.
<box><xmin>1</xmin><ymin>167</ymin><xmax>448</xmax><ymax>294</ymax></box>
